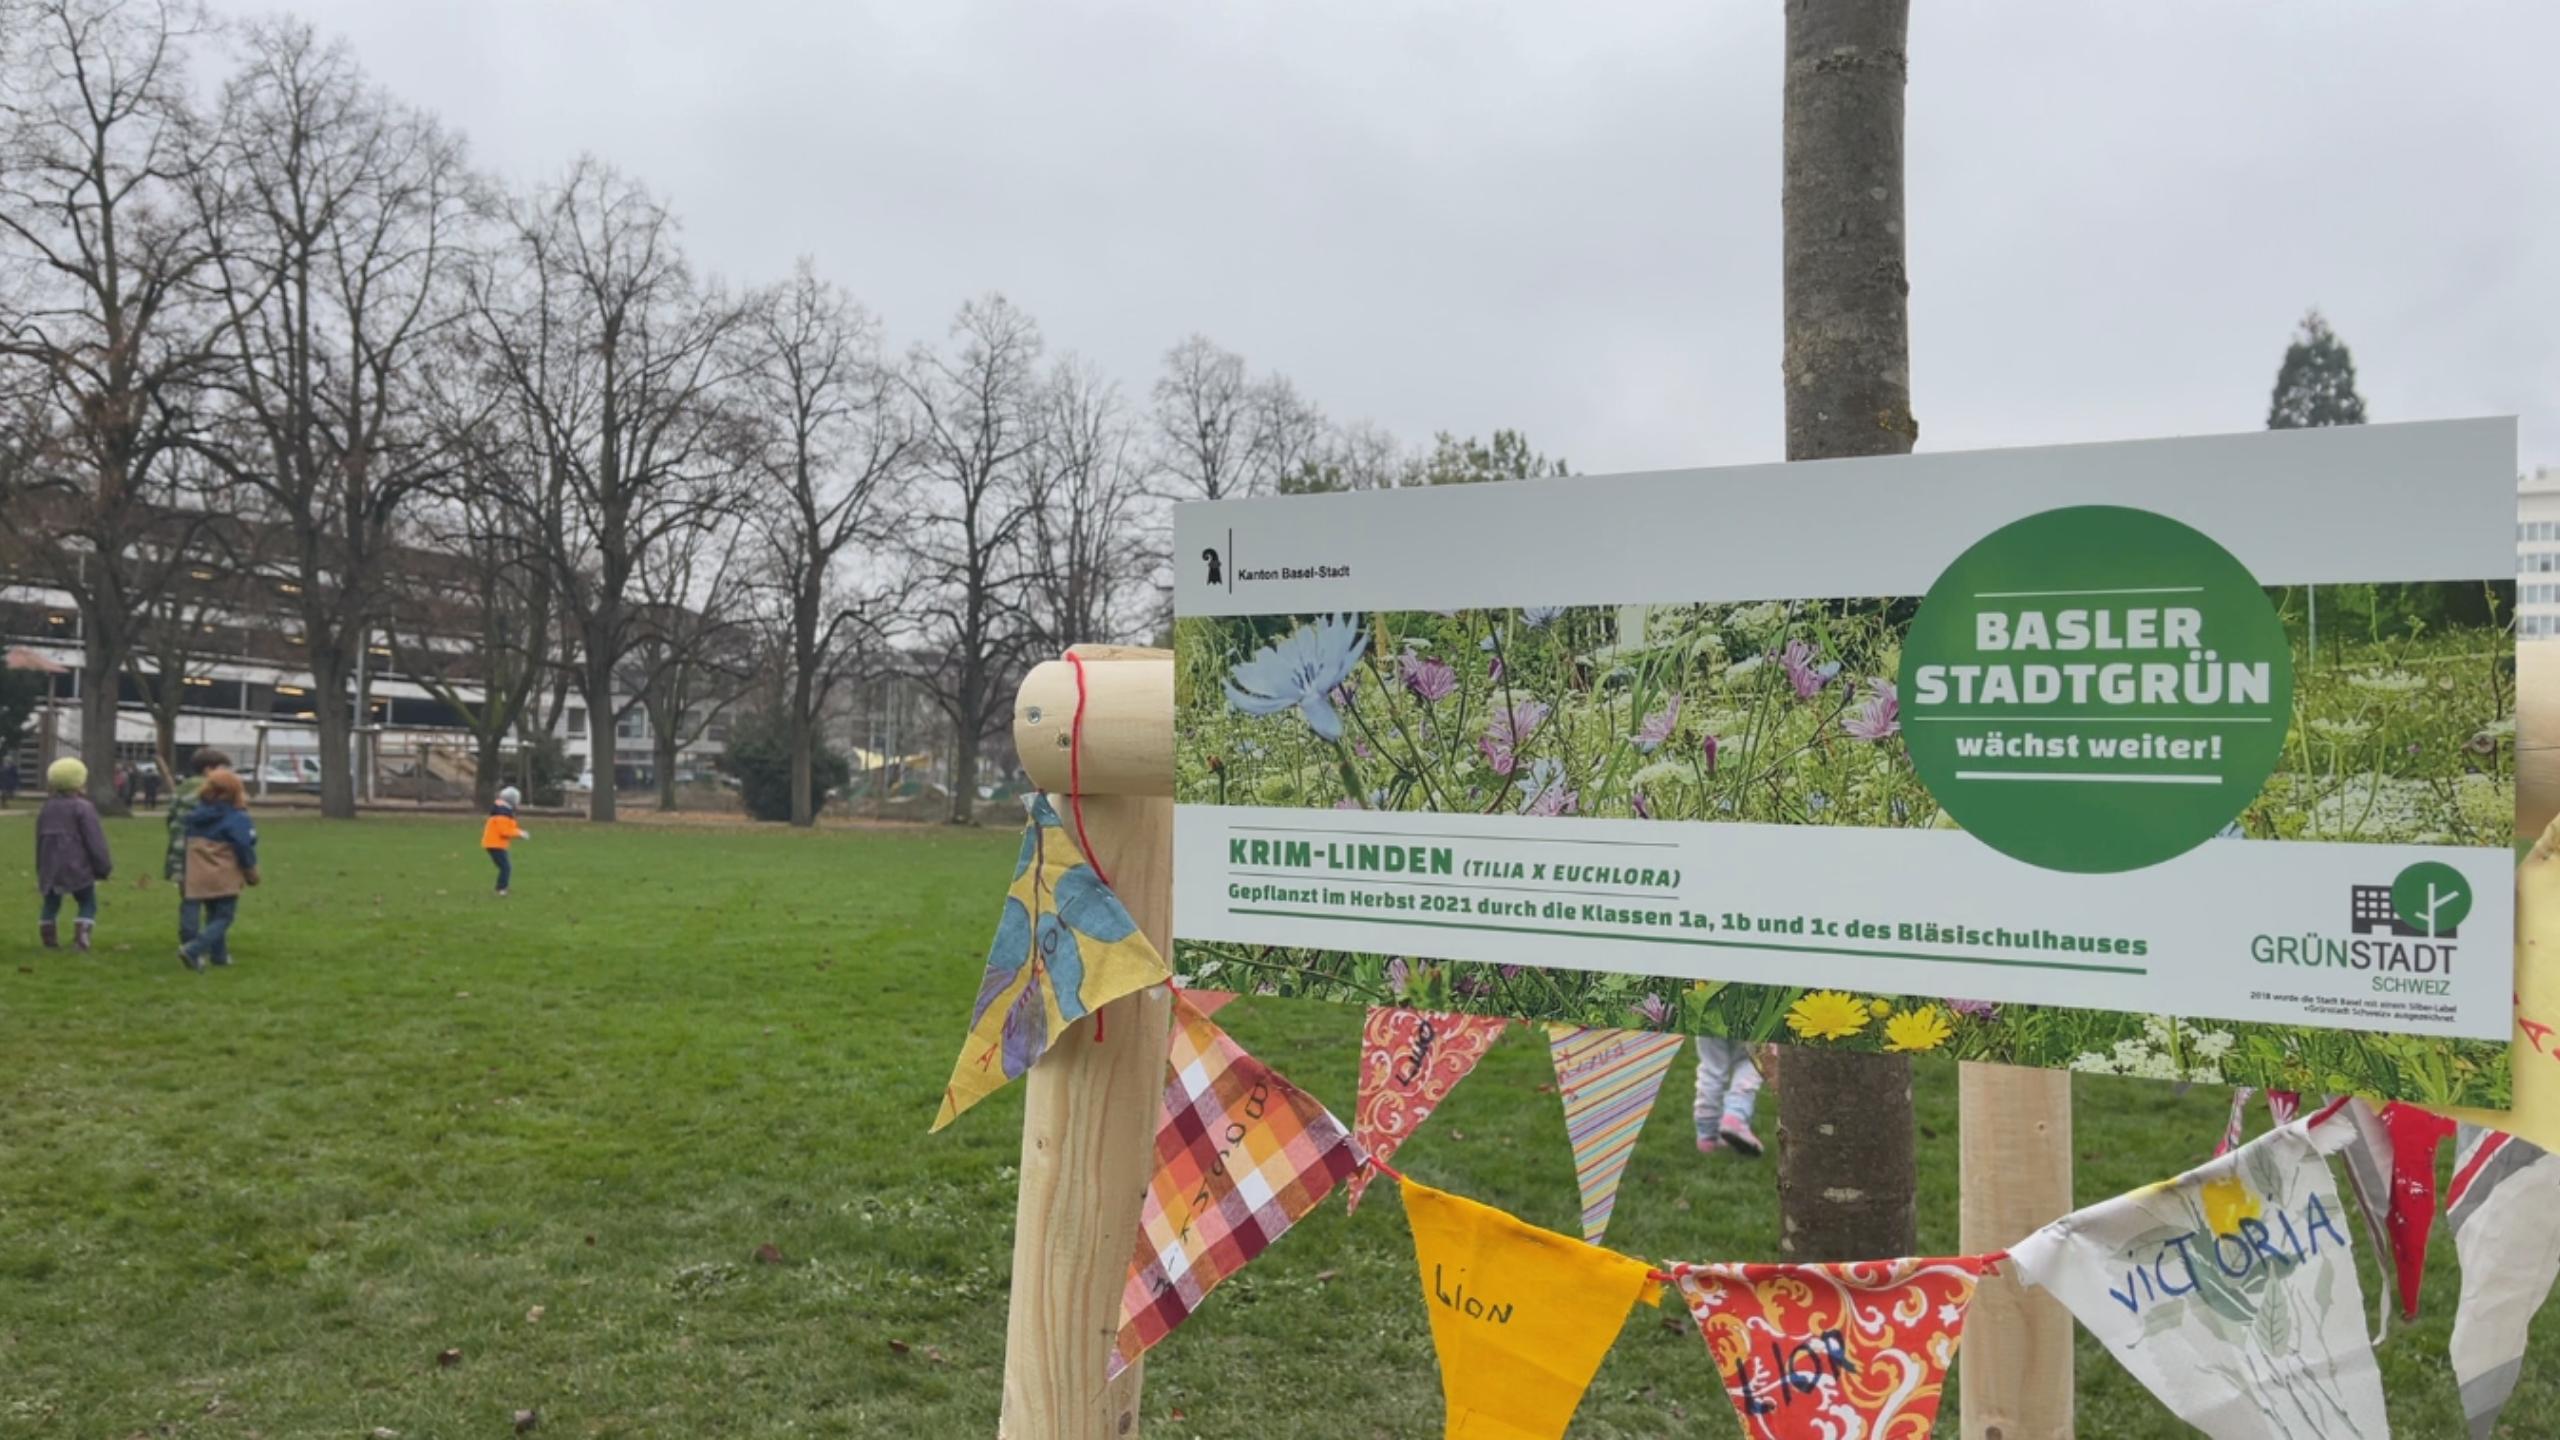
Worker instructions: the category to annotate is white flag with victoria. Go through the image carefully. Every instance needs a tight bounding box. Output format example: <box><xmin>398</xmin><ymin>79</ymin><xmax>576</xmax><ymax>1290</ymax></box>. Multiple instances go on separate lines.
<box><xmin>2010</xmin><ymin>1109</ymin><xmax>2388</xmax><ymax>1440</ymax></box>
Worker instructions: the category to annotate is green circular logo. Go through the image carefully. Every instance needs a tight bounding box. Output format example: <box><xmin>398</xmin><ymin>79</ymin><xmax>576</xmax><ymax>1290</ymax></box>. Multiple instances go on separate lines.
<box><xmin>1901</xmin><ymin>505</ymin><xmax>2293</xmax><ymax>874</ymax></box>
<box><xmin>2390</xmin><ymin>862</ymin><xmax>2471</xmax><ymax>937</ymax></box>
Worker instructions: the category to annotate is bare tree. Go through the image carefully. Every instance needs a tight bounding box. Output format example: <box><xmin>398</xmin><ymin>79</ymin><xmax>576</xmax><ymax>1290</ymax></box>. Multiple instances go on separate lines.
<box><xmin>190</xmin><ymin>18</ymin><xmax>473</xmax><ymax>818</ymax></box>
<box><xmin>0</xmin><ymin>0</ymin><xmax>221</xmax><ymax>810</ymax></box>
<box><xmin>738</xmin><ymin>261</ymin><xmax>906</xmax><ymax>825</ymax></box>
<box><xmin>1028</xmin><ymin>355</ymin><xmax>1148</xmax><ymax>648</ymax></box>
<box><xmin>386</xmin><ymin>368</ymin><xmax>557</xmax><ymax>806</ymax></box>
<box><xmin>627</xmin><ymin>512</ymin><xmax>756</xmax><ymax>812</ymax></box>
<box><xmin>121</xmin><ymin>469</ymin><xmax>266</xmax><ymax>773</ymax></box>
<box><xmin>897</xmin><ymin>293</ymin><xmax>1045</xmax><ymax>825</ymax></box>
<box><xmin>468</xmin><ymin>158</ymin><xmax>746</xmax><ymax>821</ymax></box>
<box><xmin>1775</xmin><ymin>0</ymin><xmax>1919</xmax><ymax>1264</ymax></box>
<box><xmin>1148</xmin><ymin>333</ymin><xmax>1327</xmax><ymax>506</ymax></box>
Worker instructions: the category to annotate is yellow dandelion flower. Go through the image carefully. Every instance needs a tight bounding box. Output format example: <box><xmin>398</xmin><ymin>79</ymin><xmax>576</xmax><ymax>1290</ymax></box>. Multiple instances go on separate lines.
<box><xmin>2202</xmin><ymin>1176</ymin><xmax>2263</xmax><ymax>1237</ymax></box>
<box><xmin>1883</xmin><ymin>1007</ymin><xmax>1953</xmax><ymax>1053</ymax></box>
<box><xmin>1787</xmin><ymin>990</ymin><xmax>1872</xmax><ymax>1041</ymax></box>
<box><xmin>1869</xmin><ymin>998</ymin><xmax>1895</xmax><ymax>1017</ymax></box>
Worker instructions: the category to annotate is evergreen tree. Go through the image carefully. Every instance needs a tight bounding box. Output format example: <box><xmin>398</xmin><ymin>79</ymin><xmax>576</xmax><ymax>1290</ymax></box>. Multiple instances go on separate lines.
<box><xmin>2266</xmin><ymin>309</ymin><xmax>2369</xmax><ymax>429</ymax></box>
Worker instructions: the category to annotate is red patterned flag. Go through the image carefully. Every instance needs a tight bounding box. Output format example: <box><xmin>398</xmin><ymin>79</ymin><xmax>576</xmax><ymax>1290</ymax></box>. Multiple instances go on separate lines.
<box><xmin>1343</xmin><ymin>1007</ymin><xmax>1509</xmax><ymax>1213</ymax></box>
<box><xmin>1674</xmin><ymin>1256</ymin><xmax>1992</xmax><ymax>1440</ymax></box>
<box><xmin>1110</xmin><ymin>993</ymin><xmax>1363</xmax><ymax>1379</ymax></box>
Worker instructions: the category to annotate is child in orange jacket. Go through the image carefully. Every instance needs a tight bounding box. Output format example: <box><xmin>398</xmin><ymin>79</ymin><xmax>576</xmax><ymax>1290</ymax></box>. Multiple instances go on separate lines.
<box><xmin>482</xmin><ymin>786</ymin><xmax>529</xmax><ymax>897</ymax></box>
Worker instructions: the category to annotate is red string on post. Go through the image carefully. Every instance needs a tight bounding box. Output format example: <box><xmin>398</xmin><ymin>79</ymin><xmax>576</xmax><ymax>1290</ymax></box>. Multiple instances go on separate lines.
<box><xmin>1064</xmin><ymin>650</ymin><xmax>1110</xmax><ymax>1045</ymax></box>
<box><xmin>1064</xmin><ymin>650</ymin><xmax>1109</xmax><ymax>888</ymax></box>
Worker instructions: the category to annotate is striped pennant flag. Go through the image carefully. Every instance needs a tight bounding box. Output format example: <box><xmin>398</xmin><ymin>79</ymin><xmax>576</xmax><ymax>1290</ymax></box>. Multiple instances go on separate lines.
<box><xmin>1547</xmin><ymin>1024</ymin><xmax>1686</xmax><ymax>1245</ymax></box>
<box><xmin>2215</xmin><ymin>1086</ymin><xmax>2258</xmax><ymax>1156</ymax></box>
<box><xmin>2448</xmin><ymin>1127</ymin><xmax>2560</xmax><ymax>1439</ymax></box>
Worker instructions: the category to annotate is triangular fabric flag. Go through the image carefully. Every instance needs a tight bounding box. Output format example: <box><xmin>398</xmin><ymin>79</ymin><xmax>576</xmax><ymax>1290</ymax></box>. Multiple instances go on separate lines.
<box><xmin>1546</xmin><ymin>1025</ymin><xmax>1686</xmax><ymax>1244</ymax></box>
<box><xmin>2218</xmin><ymin>1085</ymin><xmax>2259</xmax><ymax>1156</ymax></box>
<box><xmin>1673</xmin><ymin>1255</ymin><xmax>1992</xmax><ymax>1439</ymax></box>
<box><xmin>1182</xmin><ymin>987</ymin><xmax>1242</xmax><ymax>1018</ymax></box>
<box><xmin>1402</xmin><ymin>1178</ymin><xmax>1661</xmax><ymax>1439</ymax></box>
<box><xmin>2448</xmin><ymin>1127</ymin><xmax>2560</xmax><ymax>1439</ymax></box>
<box><xmin>2011</xmin><ymin>1110</ymin><xmax>2390</xmax><ymax>1440</ymax></box>
<box><xmin>2328</xmin><ymin>1098</ymin><xmax>2401</xmax><ymax>1343</ymax></box>
<box><xmin>934</xmin><ymin>794</ymin><xmax>1170</xmax><ymax>1131</ymax></box>
<box><xmin>2379</xmin><ymin>1103</ymin><xmax>2455</xmax><ymax>1321</ymax></box>
<box><xmin>1110</xmin><ymin>993</ymin><xmax>1363</xmax><ymax>1379</ymax></box>
<box><xmin>2430</xmin><ymin>813</ymin><xmax>2560</xmax><ymax>1153</ymax></box>
<box><xmin>1344</xmin><ymin>1008</ymin><xmax>1510</xmax><ymax>1213</ymax></box>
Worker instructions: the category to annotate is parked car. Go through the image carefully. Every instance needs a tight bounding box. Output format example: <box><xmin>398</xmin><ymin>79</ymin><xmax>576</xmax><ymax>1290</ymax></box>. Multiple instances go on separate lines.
<box><xmin>259</xmin><ymin>754</ymin><xmax>324</xmax><ymax>789</ymax></box>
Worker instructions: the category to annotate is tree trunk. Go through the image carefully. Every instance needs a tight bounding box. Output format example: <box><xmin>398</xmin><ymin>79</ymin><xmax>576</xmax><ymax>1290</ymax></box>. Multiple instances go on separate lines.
<box><xmin>949</xmin><ymin>721</ymin><xmax>979</xmax><ymax>825</ymax></box>
<box><xmin>79</xmin><ymin>627</ymin><xmax>125</xmax><ymax>814</ymax></box>
<box><xmin>311</xmin><ymin>646</ymin><xmax>359</xmax><ymax>820</ymax></box>
<box><xmin>585</xmin><ymin>645</ymin><xmax>618</xmax><ymax>824</ymax></box>
<box><xmin>787</xmin><ymin>667</ymin><xmax>816</xmax><ymax>828</ymax></box>
<box><xmin>475</xmin><ymin>728</ymin><xmax>504</xmax><ymax>807</ymax></box>
<box><xmin>654</xmin><ymin>717</ymin><xmax>679</xmax><ymax>813</ymax></box>
<box><xmin>1774</xmin><ymin>0</ymin><xmax>1920</xmax><ymax>1264</ymax></box>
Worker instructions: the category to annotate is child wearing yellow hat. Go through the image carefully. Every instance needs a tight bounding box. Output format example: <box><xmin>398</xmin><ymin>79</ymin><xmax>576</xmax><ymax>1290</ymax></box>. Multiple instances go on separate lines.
<box><xmin>35</xmin><ymin>758</ymin><xmax>113</xmax><ymax>952</ymax></box>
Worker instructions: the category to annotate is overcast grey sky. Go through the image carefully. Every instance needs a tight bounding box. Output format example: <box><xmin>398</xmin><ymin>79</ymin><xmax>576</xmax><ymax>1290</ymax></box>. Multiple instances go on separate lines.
<box><xmin>210</xmin><ymin>1</ymin><xmax>2559</xmax><ymax>475</ymax></box>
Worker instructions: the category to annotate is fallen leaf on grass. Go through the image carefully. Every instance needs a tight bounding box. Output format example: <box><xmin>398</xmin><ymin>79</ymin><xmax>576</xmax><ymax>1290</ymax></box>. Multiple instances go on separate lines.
<box><xmin>525</xmin><ymin>1306</ymin><xmax>545</xmax><ymax>1324</ymax></box>
<box><xmin>1314</xmin><ymin>1270</ymin><xmax>1338</xmax><ymax>1284</ymax></box>
<box><xmin>454</xmin><ymin>991</ymin><xmax>471</xmax><ymax>999</ymax></box>
<box><xmin>436</xmin><ymin>1347</ymin><xmax>463</xmax><ymax>1368</ymax></box>
<box><xmin>370</xmin><ymin>1429</ymin><xmax>400</xmax><ymax>1439</ymax></box>
<box><xmin>887</xmin><ymin>1339</ymin><xmax>912</xmax><ymax>1356</ymax></box>
<box><xmin>925</xmin><ymin>1346</ymin><xmax>947</xmax><ymax>1364</ymax></box>
<box><xmin>512</xmin><ymin>1408</ymin><xmax>540</xmax><ymax>1433</ymax></box>
<box><xmin>753</xmin><ymin>1243</ymin><xmax>785</xmax><ymax>1266</ymax></box>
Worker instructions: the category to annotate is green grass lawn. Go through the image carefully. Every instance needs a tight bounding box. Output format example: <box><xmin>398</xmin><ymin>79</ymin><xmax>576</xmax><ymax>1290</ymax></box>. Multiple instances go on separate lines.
<box><xmin>1</xmin><ymin>813</ymin><xmax>2550</xmax><ymax>1437</ymax></box>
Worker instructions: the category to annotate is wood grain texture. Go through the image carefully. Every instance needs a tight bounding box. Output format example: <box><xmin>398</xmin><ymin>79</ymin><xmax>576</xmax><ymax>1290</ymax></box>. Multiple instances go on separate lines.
<box><xmin>999</xmin><ymin>650</ymin><xmax>1177</xmax><ymax>1440</ymax></box>
<box><xmin>1958</xmin><ymin>1062</ymin><xmax>2075</xmax><ymax>1440</ymax></box>
<box><xmin>1016</xmin><ymin>656</ymin><xmax>1174</xmax><ymax>799</ymax></box>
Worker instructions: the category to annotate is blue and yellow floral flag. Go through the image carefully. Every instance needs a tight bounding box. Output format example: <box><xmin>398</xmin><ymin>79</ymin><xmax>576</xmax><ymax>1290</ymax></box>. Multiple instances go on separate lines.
<box><xmin>933</xmin><ymin>794</ymin><xmax>1169</xmax><ymax>1131</ymax></box>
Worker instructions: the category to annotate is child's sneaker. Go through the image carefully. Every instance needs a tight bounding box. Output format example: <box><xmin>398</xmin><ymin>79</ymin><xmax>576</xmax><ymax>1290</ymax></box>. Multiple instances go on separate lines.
<box><xmin>72</xmin><ymin>919</ymin><xmax>92</xmax><ymax>953</ymax></box>
<box><xmin>496</xmin><ymin>889</ymin><xmax>508</xmax><ymax>898</ymax></box>
<box><xmin>178</xmin><ymin>946</ymin><xmax>205</xmax><ymax>974</ymax></box>
<box><xmin>1696</xmin><ymin>1131</ymin><xmax>1721</xmax><ymax>1156</ymax></box>
<box><xmin>1718</xmin><ymin>1118</ymin><xmax>1765</xmax><ymax>1158</ymax></box>
<box><xmin>39</xmin><ymin>920</ymin><xmax>57</xmax><ymax>949</ymax></box>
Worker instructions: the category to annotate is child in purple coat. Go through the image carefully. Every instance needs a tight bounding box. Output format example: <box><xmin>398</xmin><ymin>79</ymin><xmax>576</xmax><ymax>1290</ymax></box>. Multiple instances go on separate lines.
<box><xmin>35</xmin><ymin>758</ymin><xmax>113</xmax><ymax>952</ymax></box>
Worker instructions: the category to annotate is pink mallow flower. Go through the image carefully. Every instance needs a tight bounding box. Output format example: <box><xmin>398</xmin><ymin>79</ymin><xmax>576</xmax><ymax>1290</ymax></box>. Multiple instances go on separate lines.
<box><xmin>1701</xmin><ymin>733</ymin><xmax>1720</xmax><ymax>774</ymax></box>
<box><xmin>1480</xmin><ymin>700</ymin><xmax>1549</xmax><ymax>777</ymax></box>
<box><xmin>1779</xmin><ymin>639</ymin><xmax>1825</xmax><ymax>702</ymax></box>
<box><xmin>1844</xmin><ymin>679</ymin><xmax>1899</xmax><ymax>741</ymax></box>
<box><xmin>1634</xmin><ymin>695</ymin><xmax>1682</xmax><ymax>753</ymax></box>
<box><xmin>1633</xmin><ymin>993</ymin><xmax>1671</xmax><ymax>1026</ymax></box>
<box><xmin>1401</xmin><ymin>652</ymin><xmax>1457</xmax><ymax>703</ymax></box>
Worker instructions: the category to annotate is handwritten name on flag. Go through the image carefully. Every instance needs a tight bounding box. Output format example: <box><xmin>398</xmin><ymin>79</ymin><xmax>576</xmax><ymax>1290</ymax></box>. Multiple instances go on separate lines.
<box><xmin>1401</xmin><ymin>1179</ymin><xmax>1660</xmax><ymax>1439</ymax></box>
<box><xmin>1344</xmin><ymin>1008</ymin><xmax>1508</xmax><ymax>1214</ymax></box>
<box><xmin>2012</xmin><ymin>1112</ymin><xmax>2388</xmax><ymax>1440</ymax></box>
<box><xmin>1672</xmin><ymin>1256</ymin><xmax>1990</xmax><ymax>1440</ymax></box>
<box><xmin>1110</xmin><ymin>993</ymin><xmax>1362</xmax><ymax>1379</ymax></box>
<box><xmin>1547</xmin><ymin>1025</ymin><xmax>1685</xmax><ymax>1245</ymax></box>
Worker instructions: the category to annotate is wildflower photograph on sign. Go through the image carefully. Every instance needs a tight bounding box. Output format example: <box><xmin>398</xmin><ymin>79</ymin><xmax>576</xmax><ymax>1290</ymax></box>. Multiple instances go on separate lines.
<box><xmin>1171</xmin><ymin>587</ymin><xmax>2514</xmax><ymax>1101</ymax></box>
<box><xmin>1168</xmin><ymin>424</ymin><xmax>2521</xmax><ymax>1106</ymax></box>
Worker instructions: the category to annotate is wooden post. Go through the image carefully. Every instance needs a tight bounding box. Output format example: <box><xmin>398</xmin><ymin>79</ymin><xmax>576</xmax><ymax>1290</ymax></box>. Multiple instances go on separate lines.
<box><xmin>998</xmin><ymin>646</ymin><xmax>1177</xmax><ymax>1440</ymax></box>
<box><xmin>1959</xmin><ymin>1063</ymin><xmax>2076</xmax><ymax>1440</ymax></box>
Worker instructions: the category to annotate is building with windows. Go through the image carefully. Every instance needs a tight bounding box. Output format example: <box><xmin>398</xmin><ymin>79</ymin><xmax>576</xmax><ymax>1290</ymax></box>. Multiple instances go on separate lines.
<box><xmin>2520</xmin><ymin>468</ymin><xmax>2560</xmax><ymax>639</ymax></box>
<box><xmin>0</xmin><ymin>540</ymin><xmax>733</xmax><ymax>796</ymax></box>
